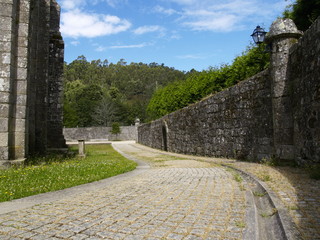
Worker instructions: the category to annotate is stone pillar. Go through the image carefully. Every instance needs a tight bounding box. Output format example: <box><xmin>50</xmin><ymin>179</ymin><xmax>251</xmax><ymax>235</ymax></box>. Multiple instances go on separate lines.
<box><xmin>0</xmin><ymin>0</ymin><xmax>30</xmax><ymax>167</ymax></box>
<box><xmin>47</xmin><ymin>0</ymin><xmax>66</xmax><ymax>149</ymax></box>
<box><xmin>0</xmin><ymin>0</ymin><xmax>66</xmax><ymax>167</ymax></box>
<box><xmin>265</xmin><ymin>19</ymin><xmax>302</xmax><ymax>161</ymax></box>
<box><xmin>78</xmin><ymin>140</ymin><xmax>86</xmax><ymax>157</ymax></box>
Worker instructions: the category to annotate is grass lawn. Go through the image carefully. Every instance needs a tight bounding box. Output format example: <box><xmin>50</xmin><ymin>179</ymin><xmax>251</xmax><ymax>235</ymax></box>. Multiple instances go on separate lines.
<box><xmin>0</xmin><ymin>144</ymin><xmax>137</xmax><ymax>203</ymax></box>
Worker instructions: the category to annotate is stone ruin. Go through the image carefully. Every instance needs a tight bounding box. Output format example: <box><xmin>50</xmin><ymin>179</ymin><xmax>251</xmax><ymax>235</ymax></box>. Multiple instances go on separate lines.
<box><xmin>0</xmin><ymin>0</ymin><xmax>66</xmax><ymax>167</ymax></box>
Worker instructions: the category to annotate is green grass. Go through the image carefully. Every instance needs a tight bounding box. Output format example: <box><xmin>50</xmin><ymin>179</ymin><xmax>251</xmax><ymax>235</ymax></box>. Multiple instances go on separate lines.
<box><xmin>0</xmin><ymin>144</ymin><xmax>137</xmax><ymax>202</ymax></box>
<box><xmin>235</xmin><ymin>221</ymin><xmax>246</xmax><ymax>228</ymax></box>
<box><xmin>253</xmin><ymin>191</ymin><xmax>267</xmax><ymax>197</ymax></box>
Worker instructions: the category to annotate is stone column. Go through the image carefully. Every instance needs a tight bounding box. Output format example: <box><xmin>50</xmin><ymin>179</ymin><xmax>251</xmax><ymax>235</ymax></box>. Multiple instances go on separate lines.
<box><xmin>265</xmin><ymin>19</ymin><xmax>302</xmax><ymax>161</ymax></box>
<box><xmin>47</xmin><ymin>0</ymin><xmax>66</xmax><ymax>149</ymax></box>
<box><xmin>0</xmin><ymin>0</ymin><xmax>30</xmax><ymax>167</ymax></box>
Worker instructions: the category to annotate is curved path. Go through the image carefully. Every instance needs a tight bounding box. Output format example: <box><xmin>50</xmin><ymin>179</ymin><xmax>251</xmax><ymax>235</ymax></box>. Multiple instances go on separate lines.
<box><xmin>0</xmin><ymin>142</ymin><xmax>260</xmax><ymax>240</ymax></box>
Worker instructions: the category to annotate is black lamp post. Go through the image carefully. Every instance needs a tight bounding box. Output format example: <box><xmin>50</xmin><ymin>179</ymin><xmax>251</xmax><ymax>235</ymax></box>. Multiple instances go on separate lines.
<box><xmin>251</xmin><ymin>25</ymin><xmax>267</xmax><ymax>44</ymax></box>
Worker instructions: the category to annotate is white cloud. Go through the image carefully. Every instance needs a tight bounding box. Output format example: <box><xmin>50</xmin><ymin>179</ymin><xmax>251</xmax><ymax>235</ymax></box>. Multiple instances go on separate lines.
<box><xmin>60</xmin><ymin>9</ymin><xmax>131</xmax><ymax>38</ymax></box>
<box><xmin>183</xmin><ymin>11</ymin><xmax>239</xmax><ymax>32</ymax></box>
<box><xmin>95</xmin><ymin>46</ymin><xmax>107</xmax><ymax>52</ymax></box>
<box><xmin>176</xmin><ymin>54</ymin><xmax>206</xmax><ymax>59</ymax></box>
<box><xmin>153</xmin><ymin>5</ymin><xmax>179</xmax><ymax>16</ymax></box>
<box><xmin>59</xmin><ymin>0</ymin><xmax>131</xmax><ymax>38</ymax></box>
<box><xmin>60</xmin><ymin>0</ymin><xmax>86</xmax><ymax>10</ymax></box>
<box><xmin>133</xmin><ymin>25</ymin><xmax>165</xmax><ymax>35</ymax></box>
<box><xmin>104</xmin><ymin>0</ymin><xmax>128</xmax><ymax>8</ymax></box>
<box><xmin>110</xmin><ymin>43</ymin><xmax>150</xmax><ymax>49</ymax></box>
<box><xmin>159</xmin><ymin>0</ymin><xmax>283</xmax><ymax>32</ymax></box>
<box><xmin>168</xmin><ymin>0</ymin><xmax>195</xmax><ymax>5</ymax></box>
<box><xmin>70</xmin><ymin>40</ymin><xmax>80</xmax><ymax>46</ymax></box>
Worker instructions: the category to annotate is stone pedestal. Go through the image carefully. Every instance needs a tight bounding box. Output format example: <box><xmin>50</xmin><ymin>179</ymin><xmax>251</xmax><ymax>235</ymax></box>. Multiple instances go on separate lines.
<box><xmin>265</xmin><ymin>19</ymin><xmax>302</xmax><ymax>160</ymax></box>
<box><xmin>78</xmin><ymin>140</ymin><xmax>86</xmax><ymax>157</ymax></box>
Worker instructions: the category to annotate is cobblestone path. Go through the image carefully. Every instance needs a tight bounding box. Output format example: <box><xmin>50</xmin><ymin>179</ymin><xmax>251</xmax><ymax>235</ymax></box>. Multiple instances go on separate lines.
<box><xmin>0</xmin><ymin>143</ymin><xmax>248</xmax><ymax>240</ymax></box>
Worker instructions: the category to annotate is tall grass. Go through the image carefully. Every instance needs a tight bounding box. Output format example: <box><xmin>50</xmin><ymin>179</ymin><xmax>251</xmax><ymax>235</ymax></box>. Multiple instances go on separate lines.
<box><xmin>0</xmin><ymin>144</ymin><xmax>136</xmax><ymax>202</ymax></box>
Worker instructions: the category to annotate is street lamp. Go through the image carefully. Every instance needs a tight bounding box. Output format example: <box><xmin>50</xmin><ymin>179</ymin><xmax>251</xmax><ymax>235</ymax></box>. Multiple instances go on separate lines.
<box><xmin>251</xmin><ymin>25</ymin><xmax>267</xmax><ymax>44</ymax></box>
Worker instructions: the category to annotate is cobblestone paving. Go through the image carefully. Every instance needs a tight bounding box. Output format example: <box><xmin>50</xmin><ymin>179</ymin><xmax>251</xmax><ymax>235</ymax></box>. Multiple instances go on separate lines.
<box><xmin>126</xmin><ymin>143</ymin><xmax>320</xmax><ymax>240</ymax></box>
<box><xmin>0</xmin><ymin>143</ymin><xmax>247</xmax><ymax>240</ymax></box>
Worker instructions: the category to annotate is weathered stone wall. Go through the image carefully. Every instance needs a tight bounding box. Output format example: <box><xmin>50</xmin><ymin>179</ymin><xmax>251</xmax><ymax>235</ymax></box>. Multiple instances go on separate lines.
<box><xmin>47</xmin><ymin>1</ymin><xmax>65</xmax><ymax>150</ymax></box>
<box><xmin>63</xmin><ymin>126</ymin><xmax>138</xmax><ymax>142</ymax></box>
<box><xmin>139</xmin><ymin>70</ymin><xmax>273</xmax><ymax>160</ymax></box>
<box><xmin>290</xmin><ymin>18</ymin><xmax>320</xmax><ymax>164</ymax></box>
<box><xmin>0</xmin><ymin>0</ymin><xmax>65</xmax><ymax>166</ymax></box>
<box><xmin>138</xmin><ymin>18</ymin><xmax>320</xmax><ymax>164</ymax></box>
<box><xmin>0</xmin><ymin>0</ymin><xmax>31</xmax><ymax>163</ymax></box>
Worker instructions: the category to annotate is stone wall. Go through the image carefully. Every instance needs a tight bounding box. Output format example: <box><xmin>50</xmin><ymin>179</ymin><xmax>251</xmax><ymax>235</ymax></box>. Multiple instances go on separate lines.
<box><xmin>138</xmin><ymin>70</ymin><xmax>273</xmax><ymax>160</ymax></box>
<box><xmin>63</xmin><ymin>126</ymin><xmax>138</xmax><ymax>142</ymax></box>
<box><xmin>290</xmin><ymin>19</ymin><xmax>320</xmax><ymax>164</ymax></box>
<box><xmin>138</xmin><ymin>18</ymin><xmax>320</xmax><ymax>164</ymax></box>
<box><xmin>0</xmin><ymin>0</ymin><xmax>66</xmax><ymax>166</ymax></box>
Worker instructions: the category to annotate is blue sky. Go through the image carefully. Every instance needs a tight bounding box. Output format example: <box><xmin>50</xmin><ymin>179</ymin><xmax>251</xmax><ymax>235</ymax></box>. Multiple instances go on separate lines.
<box><xmin>56</xmin><ymin>0</ymin><xmax>292</xmax><ymax>72</ymax></box>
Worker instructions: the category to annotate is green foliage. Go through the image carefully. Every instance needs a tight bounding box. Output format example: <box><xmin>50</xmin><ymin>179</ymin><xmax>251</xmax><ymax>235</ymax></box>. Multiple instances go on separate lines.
<box><xmin>63</xmin><ymin>57</ymin><xmax>187</xmax><ymax>126</ymax></box>
<box><xmin>0</xmin><ymin>145</ymin><xmax>136</xmax><ymax>202</ymax></box>
<box><xmin>147</xmin><ymin>44</ymin><xmax>270</xmax><ymax>120</ymax></box>
<box><xmin>63</xmin><ymin>80</ymin><xmax>103</xmax><ymax>127</ymax></box>
<box><xmin>283</xmin><ymin>0</ymin><xmax>320</xmax><ymax>31</ymax></box>
<box><xmin>111</xmin><ymin>122</ymin><xmax>121</xmax><ymax>135</ymax></box>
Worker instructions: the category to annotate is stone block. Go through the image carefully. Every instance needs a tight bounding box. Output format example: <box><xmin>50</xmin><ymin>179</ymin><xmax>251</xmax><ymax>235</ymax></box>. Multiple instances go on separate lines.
<box><xmin>0</xmin><ymin>77</ymin><xmax>10</xmax><ymax>92</ymax></box>
<box><xmin>19</xmin><ymin>9</ymin><xmax>30</xmax><ymax>24</ymax></box>
<box><xmin>0</xmin><ymin>118</ymin><xmax>9</xmax><ymax>132</ymax></box>
<box><xmin>16</xmin><ymin>80</ymin><xmax>27</xmax><ymax>94</ymax></box>
<box><xmin>0</xmin><ymin>52</ymin><xmax>11</xmax><ymax>65</ymax></box>
<box><xmin>0</xmin><ymin>64</ymin><xmax>11</xmax><ymax>76</ymax></box>
<box><xmin>17</xmin><ymin>56</ymin><xmax>28</xmax><ymax>68</ymax></box>
<box><xmin>13</xmin><ymin>131</ymin><xmax>26</xmax><ymax>148</ymax></box>
<box><xmin>0</xmin><ymin>92</ymin><xmax>10</xmax><ymax>103</ymax></box>
<box><xmin>0</xmin><ymin>146</ymin><xmax>9</xmax><ymax>160</ymax></box>
<box><xmin>0</xmin><ymin>3</ymin><xmax>13</xmax><ymax>17</ymax></box>
<box><xmin>18</xmin><ymin>36</ymin><xmax>28</xmax><ymax>47</ymax></box>
<box><xmin>17</xmin><ymin>47</ymin><xmax>28</xmax><ymax>57</ymax></box>
<box><xmin>0</xmin><ymin>132</ymin><xmax>8</xmax><ymax>146</ymax></box>
<box><xmin>15</xmin><ymin>119</ymin><xmax>26</xmax><ymax>132</ymax></box>
<box><xmin>0</xmin><ymin>16</ymin><xmax>12</xmax><ymax>31</ymax></box>
<box><xmin>9</xmin><ymin>145</ymin><xmax>25</xmax><ymax>159</ymax></box>
<box><xmin>15</xmin><ymin>105</ymin><xmax>26</xmax><ymax>119</ymax></box>
<box><xmin>0</xmin><ymin>30</ymin><xmax>12</xmax><ymax>42</ymax></box>
<box><xmin>18</xmin><ymin>23</ymin><xmax>29</xmax><ymax>37</ymax></box>
<box><xmin>0</xmin><ymin>41</ymin><xmax>11</xmax><ymax>52</ymax></box>
<box><xmin>17</xmin><ymin>67</ymin><xmax>27</xmax><ymax>80</ymax></box>
<box><xmin>16</xmin><ymin>94</ymin><xmax>27</xmax><ymax>105</ymax></box>
<box><xmin>0</xmin><ymin>103</ymin><xmax>9</xmax><ymax>117</ymax></box>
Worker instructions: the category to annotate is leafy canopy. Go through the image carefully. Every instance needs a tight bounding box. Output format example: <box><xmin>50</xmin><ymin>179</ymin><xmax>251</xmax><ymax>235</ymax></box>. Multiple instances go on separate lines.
<box><xmin>147</xmin><ymin>44</ymin><xmax>270</xmax><ymax>120</ymax></box>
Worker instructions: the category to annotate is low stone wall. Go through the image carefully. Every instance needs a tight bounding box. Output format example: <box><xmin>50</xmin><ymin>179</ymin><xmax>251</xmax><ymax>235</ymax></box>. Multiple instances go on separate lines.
<box><xmin>138</xmin><ymin>70</ymin><xmax>273</xmax><ymax>160</ymax></box>
<box><xmin>63</xmin><ymin>126</ymin><xmax>138</xmax><ymax>142</ymax></box>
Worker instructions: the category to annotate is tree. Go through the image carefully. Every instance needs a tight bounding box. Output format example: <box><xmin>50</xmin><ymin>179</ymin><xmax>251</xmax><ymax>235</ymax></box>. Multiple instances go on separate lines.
<box><xmin>283</xmin><ymin>0</ymin><xmax>320</xmax><ymax>31</ymax></box>
<box><xmin>92</xmin><ymin>96</ymin><xmax>116</xmax><ymax>126</ymax></box>
<box><xmin>146</xmin><ymin>44</ymin><xmax>270</xmax><ymax>120</ymax></box>
<box><xmin>63</xmin><ymin>57</ymin><xmax>187</xmax><ymax>126</ymax></box>
<box><xmin>111</xmin><ymin>122</ymin><xmax>121</xmax><ymax>140</ymax></box>
<box><xmin>75</xmin><ymin>84</ymin><xmax>103</xmax><ymax>127</ymax></box>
